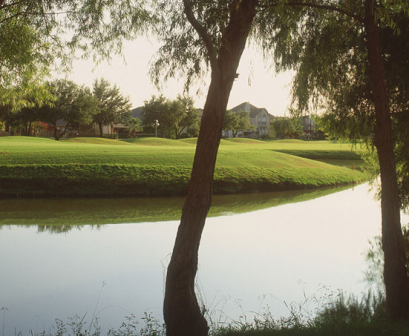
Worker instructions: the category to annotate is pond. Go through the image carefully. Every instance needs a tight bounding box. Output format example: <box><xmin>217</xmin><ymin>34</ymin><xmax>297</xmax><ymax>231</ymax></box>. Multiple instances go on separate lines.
<box><xmin>0</xmin><ymin>183</ymin><xmax>407</xmax><ymax>335</ymax></box>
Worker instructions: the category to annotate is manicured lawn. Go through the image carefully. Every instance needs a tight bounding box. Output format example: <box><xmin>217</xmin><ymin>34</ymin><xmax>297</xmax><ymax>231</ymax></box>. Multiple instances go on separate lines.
<box><xmin>0</xmin><ymin>136</ymin><xmax>367</xmax><ymax>197</ymax></box>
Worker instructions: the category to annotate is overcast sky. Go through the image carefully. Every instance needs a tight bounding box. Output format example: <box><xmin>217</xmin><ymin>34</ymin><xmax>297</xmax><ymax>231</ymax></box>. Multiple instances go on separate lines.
<box><xmin>62</xmin><ymin>37</ymin><xmax>294</xmax><ymax>117</ymax></box>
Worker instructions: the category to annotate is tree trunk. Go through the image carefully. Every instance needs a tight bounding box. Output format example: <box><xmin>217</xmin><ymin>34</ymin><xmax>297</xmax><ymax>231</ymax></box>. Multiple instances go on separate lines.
<box><xmin>163</xmin><ymin>2</ymin><xmax>258</xmax><ymax>336</ymax></box>
<box><xmin>59</xmin><ymin>122</ymin><xmax>70</xmax><ymax>139</ymax></box>
<box><xmin>53</xmin><ymin>122</ymin><xmax>60</xmax><ymax>140</ymax></box>
<box><xmin>364</xmin><ymin>0</ymin><xmax>409</xmax><ymax>320</ymax></box>
<box><xmin>98</xmin><ymin>122</ymin><xmax>103</xmax><ymax>137</ymax></box>
<box><xmin>26</xmin><ymin>122</ymin><xmax>32</xmax><ymax>136</ymax></box>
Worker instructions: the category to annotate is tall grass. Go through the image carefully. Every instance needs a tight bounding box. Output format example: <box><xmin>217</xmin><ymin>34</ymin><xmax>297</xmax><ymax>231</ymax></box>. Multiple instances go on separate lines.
<box><xmin>212</xmin><ymin>292</ymin><xmax>409</xmax><ymax>336</ymax></box>
<box><xmin>16</xmin><ymin>291</ymin><xmax>409</xmax><ymax>336</ymax></box>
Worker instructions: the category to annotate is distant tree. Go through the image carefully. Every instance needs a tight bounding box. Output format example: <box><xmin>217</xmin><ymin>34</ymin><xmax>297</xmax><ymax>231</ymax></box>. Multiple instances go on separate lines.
<box><xmin>38</xmin><ymin>80</ymin><xmax>98</xmax><ymax>140</ymax></box>
<box><xmin>74</xmin><ymin>86</ymin><xmax>100</xmax><ymax>126</ymax></box>
<box><xmin>273</xmin><ymin>118</ymin><xmax>296</xmax><ymax>139</ymax></box>
<box><xmin>126</xmin><ymin>117</ymin><xmax>142</xmax><ymax>137</ymax></box>
<box><xmin>291</xmin><ymin>117</ymin><xmax>304</xmax><ymax>138</ymax></box>
<box><xmin>142</xmin><ymin>95</ymin><xmax>199</xmax><ymax>138</ymax></box>
<box><xmin>186</xmin><ymin>121</ymin><xmax>200</xmax><ymax>137</ymax></box>
<box><xmin>236</xmin><ymin>111</ymin><xmax>255</xmax><ymax>136</ymax></box>
<box><xmin>6</xmin><ymin>106</ymin><xmax>40</xmax><ymax>135</ymax></box>
<box><xmin>0</xmin><ymin>83</ymin><xmax>54</xmax><ymax>134</ymax></box>
<box><xmin>222</xmin><ymin>110</ymin><xmax>237</xmax><ymax>137</ymax></box>
<box><xmin>223</xmin><ymin>110</ymin><xmax>254</xmax><ymax>137</ymax></box>
<box><xmin>92</xmin><ymin>78</ymin><xmax>132</xmax><ymax>137</ymax></box>
<box><xmin>267</xmin><ymin>124</ymin><xmax>276</xmax><ymax>139</ymax></box>
<box><xmin>141</xmin><ymin>95</ymin><xmax>171</xmax><ymax>137</ymax></box>
<box><xmin>172</xmin><ymin>95</ymin><xmax>200</xmax><ymax>139</ymax></box>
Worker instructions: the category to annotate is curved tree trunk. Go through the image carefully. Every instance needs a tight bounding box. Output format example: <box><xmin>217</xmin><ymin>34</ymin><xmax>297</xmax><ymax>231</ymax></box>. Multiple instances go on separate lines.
<box><xmin>163</xmin><ymin>2</ymin><xmax>258</xmax><ymax>336</ymax></box>
<box><xmin>364</xmin><ymin>0</ymin><xmax>409</xmax><ymax>320</ymax></box>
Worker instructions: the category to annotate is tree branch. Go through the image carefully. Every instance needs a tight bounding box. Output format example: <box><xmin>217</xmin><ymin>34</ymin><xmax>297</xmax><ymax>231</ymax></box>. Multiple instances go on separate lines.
<box><xmin>182</xmin><ymin>0</ymin><xmax>217</xmax><ymax>68</ymax></box>
<box><xmin>286</xmin><ymin>1</ymin><xmax>364</xmax><ymax>23</ymax></box>
<box><xmin>0</xmin><ymin>10</ymin><xmax>70</xmax><ymax>25</ymax></box>
<box><xmin>0</xmin><ymin>0</ymin><xmax>30</xmax><ymax>11</ymax></box>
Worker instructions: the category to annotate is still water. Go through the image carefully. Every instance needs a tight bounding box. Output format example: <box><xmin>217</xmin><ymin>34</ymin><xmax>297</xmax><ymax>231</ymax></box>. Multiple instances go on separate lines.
<box><xmin>0</xmin><ymin>183</ymin><xmax>407</xmax><ymax>335</ymax></box>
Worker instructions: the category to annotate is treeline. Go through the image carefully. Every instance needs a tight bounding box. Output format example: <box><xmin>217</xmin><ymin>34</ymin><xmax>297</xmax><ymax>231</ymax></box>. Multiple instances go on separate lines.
<box><xmin>1</xmin><ymin>75</ymin><xmax>321</xmax><ymax>141</ymax></box>
<box><xmin>0</xmin><ymin>78</ymin><xmax>132</xmax><ymax>140</ymax></box>
<box><xmin>0</xmin><ymin>83</ymin><xmax>203</xmax><ymax>140</ymax></box>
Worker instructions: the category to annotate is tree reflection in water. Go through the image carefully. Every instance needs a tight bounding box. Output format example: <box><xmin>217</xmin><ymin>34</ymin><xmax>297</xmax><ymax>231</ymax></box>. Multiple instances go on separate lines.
<box><xmin>0</xmin><ymin>184</ymin><xmax>354</xmax><ymax>233</ymax></box>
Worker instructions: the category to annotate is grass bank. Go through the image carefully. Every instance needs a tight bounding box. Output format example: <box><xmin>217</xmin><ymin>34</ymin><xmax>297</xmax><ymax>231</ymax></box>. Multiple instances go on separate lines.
<box><xmin>0</xmin><ymin>137</ymin><xmax>366</xmax><ymax>197</ymax></box>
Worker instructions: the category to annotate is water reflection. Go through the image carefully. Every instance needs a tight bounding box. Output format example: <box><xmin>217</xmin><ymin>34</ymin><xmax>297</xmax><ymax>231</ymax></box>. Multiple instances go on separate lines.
<box><xmin>0</xmin><ymin>183</ymin><xmax>400</xmax><ymax>336</ymax></box>
<box><xmin>36</xmin><ymin>224</ymin><xmax>103</xmax><ymax>234</ymax></box>
<box><xmin>0</xmin><ymin>185</ymin><xmax>354</xmax><ymax>233</ymax></box>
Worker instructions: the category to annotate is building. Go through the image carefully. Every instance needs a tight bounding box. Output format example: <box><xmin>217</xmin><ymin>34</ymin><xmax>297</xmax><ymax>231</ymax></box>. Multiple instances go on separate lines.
<box><xmin>301</xmin><ymin>115</ymin><xmax>316</xmax><ymax>137</ymax></box>
<box><xmin>229</xmin><ymin>102</ymin><xmax>274</xmax><ymax>138</ymax></box>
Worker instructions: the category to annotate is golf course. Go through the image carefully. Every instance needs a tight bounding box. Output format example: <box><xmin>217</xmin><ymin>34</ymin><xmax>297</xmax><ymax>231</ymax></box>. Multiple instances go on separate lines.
<box><xmin>0</xmin><ymin>136</ymin><xmax>366</xmax><ymax>198</ymax></box>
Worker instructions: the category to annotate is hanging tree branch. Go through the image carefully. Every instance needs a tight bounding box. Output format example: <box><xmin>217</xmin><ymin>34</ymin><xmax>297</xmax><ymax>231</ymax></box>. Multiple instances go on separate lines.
<box><xmin>259</xmin><ymin>0</ymin><xmax>364</xmax><ymax>23</ymax></box>
<box><xmin>182</xmin><ymin>0</ymin><xmax>218</xmax><ymax>69</ymax></box>
<box><xmin>285</xmin><ymin>1</ymin><xmax>364</xmax><ymax>23</ymax></box>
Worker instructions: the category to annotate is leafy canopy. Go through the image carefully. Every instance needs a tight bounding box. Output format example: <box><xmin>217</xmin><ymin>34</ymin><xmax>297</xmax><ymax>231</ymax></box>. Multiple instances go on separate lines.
<box><xmin>141</xmin><ymin>94</ymin><xmax>199</xmax><ymax>139</ymax></box>
<box><xmin>0</xmin><ymin>0</ymin><xmax>151</xmax><ymax>107</ymax></box>
<box><xmin>92</xmin><ymin>78</ymin><xmax>132</xmax><ymax>129</ymax></box>
<box><xmin>223</xmin><ymin>110</ymin><xmax>254</xmax><ymax>138</ymax></box>
<box><xmin>36</xmin><ymin>79</ymin><xmax>98</xmax><ymax>139</ymax></box>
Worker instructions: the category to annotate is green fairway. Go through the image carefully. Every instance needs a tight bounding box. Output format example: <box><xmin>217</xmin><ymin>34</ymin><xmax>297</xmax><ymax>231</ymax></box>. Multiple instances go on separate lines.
<box><xmin>0</xmin><ymin>136</ymin><xmax>366</xmax><ymax>197</ymax></box>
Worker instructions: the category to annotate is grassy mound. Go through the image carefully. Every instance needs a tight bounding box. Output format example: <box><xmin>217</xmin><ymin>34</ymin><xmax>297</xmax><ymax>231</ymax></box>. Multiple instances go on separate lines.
<box><xmin>0</xmin><ymin>137</ymin><xmax>366</xmax><ymax>197</ymax></box>
<box><xmin>178</xmin><ymin>138</ymin><xmax>198</xmax><ymax>145</ymax></box>
<box><xmin>122</xmin><ymin>137</ymin><xmax>194</xmax><ymax>146</ymax></box>
<box><xmin>61</xmin><ymin>137</ymin><xmax>134</xmax><ymax>145</ymax></box>
<box><xmin>222</xmin><ymin>138</ymin><xmax>265</xmax><ymax>144</ymax></box>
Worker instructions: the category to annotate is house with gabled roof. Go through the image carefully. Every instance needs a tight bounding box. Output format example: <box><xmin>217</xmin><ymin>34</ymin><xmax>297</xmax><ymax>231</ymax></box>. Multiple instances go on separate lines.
<box><xmin>301</xmin><ymin>115</ymin><xmax>316</xmax><ymax>135</ymax></box>
<box><xmin>229</xmin><ymin>102</ymin><xmax>274</xmax><ymax>138</ymax></box>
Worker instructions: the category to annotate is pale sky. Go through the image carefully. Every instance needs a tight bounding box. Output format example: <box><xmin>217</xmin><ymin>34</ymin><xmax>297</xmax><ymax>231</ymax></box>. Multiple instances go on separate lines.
<box><xmin>63</xmin><ymin>37</ymin><xmax>294</xmax><ymax>117</ymax></box>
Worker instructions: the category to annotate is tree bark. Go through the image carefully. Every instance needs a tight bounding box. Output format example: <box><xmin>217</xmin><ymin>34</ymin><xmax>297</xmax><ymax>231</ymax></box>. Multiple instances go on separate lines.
<box><xmin>53</xmin><ymin>122</ymin><xmax>60</xmax><ymax>140</ymax></box>
<box><xmin>163</xmin><ymin>2</ymin><xmax>258</xmax><ymax>336</ymax></box>
<box><xmin>98</xmin><ymin>122</ymin><xmax>103</xmax><ymax>137</ymax></box>
<box><xmin>27</xmin><ymin>122</ymin><xmax>32</xmax><ymax>136</ymax></box>
<box><xmin>364</xmin><ymin>0</ymin><xmax>409</xmax><ymax>320</ymax></box>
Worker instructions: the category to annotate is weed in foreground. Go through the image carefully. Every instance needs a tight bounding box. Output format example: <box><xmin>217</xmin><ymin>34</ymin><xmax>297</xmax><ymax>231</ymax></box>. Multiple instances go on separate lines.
<box><xmin>22</xmin><ymin>312</ymin><xmax>164</xmax><ymax>336</ymax></box>
<box><xmin>5</xmin><ymin>290</ymin><xmax>409</xmax><ymax>336</ymax></box>
<box><xmin>211</xmin><ymin>291</ymin><xmax>409</xmax><ymax>336</ymax></box>
<box><xmin>106</xmin><ymin>313</ymin><xmax>165</xmax><ymax>336</ymax></box>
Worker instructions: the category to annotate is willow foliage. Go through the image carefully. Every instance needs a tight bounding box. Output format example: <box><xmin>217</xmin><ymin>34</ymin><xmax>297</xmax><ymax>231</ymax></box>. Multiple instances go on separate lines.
<box><xmin>252</xmin><ymin>0</ymin><xmax>409</xmax><ymax>209</ymax></box>
<box><xmin>0</xmin><ymin>0</ymin><xmax>151</xmax><ymax>106</ymax></box>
